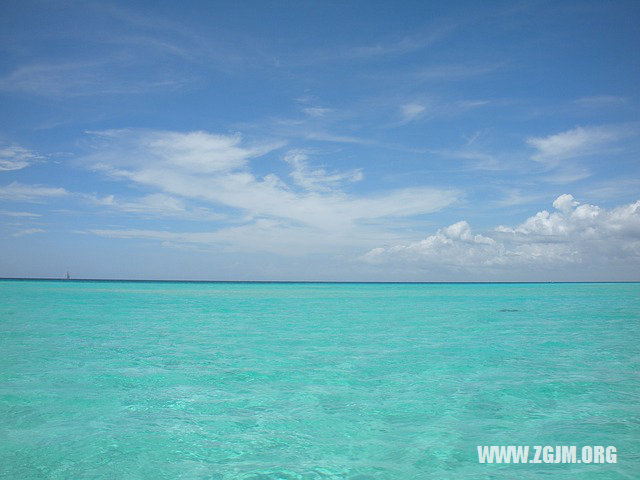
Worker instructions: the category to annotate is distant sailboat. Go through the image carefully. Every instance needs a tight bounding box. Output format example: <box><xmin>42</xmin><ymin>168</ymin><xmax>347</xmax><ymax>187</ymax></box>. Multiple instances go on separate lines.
<box><xmin>65</xmin><ymin>271</ymin><xmax>70</xmax><ymax>280</ymax></box>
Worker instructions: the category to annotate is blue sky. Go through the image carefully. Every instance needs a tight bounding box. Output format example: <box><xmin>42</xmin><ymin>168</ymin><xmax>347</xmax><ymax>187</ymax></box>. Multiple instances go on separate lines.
<box><xmin>1</xmin><ymin>0</ymin><xmax>639</xmax><ymax>281</ymax></box>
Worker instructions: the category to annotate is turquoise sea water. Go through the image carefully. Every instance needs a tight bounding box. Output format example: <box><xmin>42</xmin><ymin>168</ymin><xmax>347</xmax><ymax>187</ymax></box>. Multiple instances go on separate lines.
<box><xmin>1</xmin><ymin>280</ymin><xmax>639</xmax><ymax>479</ymax></box>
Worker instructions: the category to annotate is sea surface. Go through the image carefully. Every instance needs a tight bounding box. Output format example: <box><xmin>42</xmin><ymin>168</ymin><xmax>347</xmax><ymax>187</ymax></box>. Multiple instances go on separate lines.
<box><xmin>1</xmin><ymin>280</ymin><xmax>639</xmax><ymax>479</ymax></box>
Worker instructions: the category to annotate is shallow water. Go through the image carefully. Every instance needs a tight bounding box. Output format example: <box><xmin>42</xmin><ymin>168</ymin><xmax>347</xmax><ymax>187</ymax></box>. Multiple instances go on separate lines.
<box><xmin>1</xmin><ymin>280</ymin><xmax>639</xmax><ymax>478</ymax></box>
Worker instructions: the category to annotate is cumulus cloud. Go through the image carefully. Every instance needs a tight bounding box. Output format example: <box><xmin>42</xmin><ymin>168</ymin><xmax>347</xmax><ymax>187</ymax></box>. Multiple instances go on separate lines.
<box><xmin>361</xmin><ymin>194</ymin><xmax>640</xmax><ymax>271</ymax></box>
<box><xmin>361</xmin><ymin>220</ymin><xmax>502</xmax><ymax>268</ymax></box>
<box><xmin>0</xmin><ymin>145</ymin><xmax>41</xmax><ymax>171</ymax></box>
<box><xmin>551</xmin><ymin>193</ymin><xmax>579</xmax><ymax>213</ymax></box>
<box><xmin>0</xmin><ymin>182</ymin><xmax>69</xmax><ymax>202</ymax></box>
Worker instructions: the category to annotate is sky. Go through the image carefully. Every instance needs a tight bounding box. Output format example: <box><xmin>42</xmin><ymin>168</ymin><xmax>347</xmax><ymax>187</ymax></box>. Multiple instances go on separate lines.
<box><xmin>0</xmin><ymin>0</ymin><xmax>639</xmax><ymax>281</ymax></box>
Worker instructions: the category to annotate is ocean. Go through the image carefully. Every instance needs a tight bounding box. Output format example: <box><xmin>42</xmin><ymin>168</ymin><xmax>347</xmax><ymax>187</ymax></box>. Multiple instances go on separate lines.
<box><xmin>1</xmin><ymin>280</ymin><xmax>638</xmax><ymax>479</ymax></box>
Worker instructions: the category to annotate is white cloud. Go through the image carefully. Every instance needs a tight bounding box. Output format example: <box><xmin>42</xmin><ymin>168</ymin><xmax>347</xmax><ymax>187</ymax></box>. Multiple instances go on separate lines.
<box><xmin>0</xmin><ymin>182</ymin><xmax>69</xmax><ymax>202</ymax></box>
<box><xmin>362</xmin><ymin>194</ymin><xmax>640</xmax><ymax>271</ymax></box>
<box><xmin>87</xmin><ymin>220</ymin><xmax>377</xmax><ymax>255</ymax></box>
<box><xmin>302</xmin><ymin>107</ymin><xmax>332</xmax><ymax>117</ymax></box>
<box><xmin>344</xmin><ymin>31</ymin><xmax>446</xmax><ymax>59</ymax></box>
<box><xmin>456</xmin><ymin>99</ymin><xmax>489</xmax><ymax>109</ymax></box>
<box><xmin>284</xmin><ymin>150</ymin><xmax>362</xmax><ymax>192</ymax></box>
<box><xmin>400</xmin><ymin>103</ymin><xmax>426</xmax><ymax>122</ymax></box>
<box><xmin>524</xmin><ymin>124</ymin><xmax>638</xmax><ymax>185</ymax></box>
<box><xmin>493</xmin><ymin>190</ymin><xmax>543</xmax><ymax>207</ymax></box>
<box><xmin>552</xmin><ymin>193</ymin><xmax>579</xmax><ymax>213</ymax></box>
<box><xmin>527</xmin><ymin>125</ymin><xmax>632</xmax><ymax>164</ymax></box>
<box><xmin>86</xmin><ymin>192</ymin><xmax>225</xmax><ymax>220</ymax></box>
<box><xmin>302</xmin><ymin>131</ymin><xmax>372</xmax><ymax>145</ymax></box>
<box><xmin>0</xmin><ymin>145</ymin><xmax>41</xmax><ymax>171</ymax></box>
<box><xmin>12</xmin><ymin>228</ymin><xmax>45</xmax><ymax>237</ymax></box>
<box><xmin>392</xmin><ymin>98</ymin><xmax>489</xmax><ymax>128</ymax></box>
<box><xmin>89</xmin><ymin>129</ymin><xmax>276</xmax><ymax>173</ymax></box>
<box><xmin>0</xmin><ymin>60</ymin><xmax>191</xmax><ymax>97</ymax></box>
<box><xmin>434</xmin><ymin>148</ymin><xmax>507</xmax><ymax>172</ymax></box>
<box><xmin>574</xmin><ymin>95</ymin><xmax>627</xmax><ymax>107</ymax></box>
<box><xmin>542</xmin><ymin>167</ymin><xmax>591</xmax><ymax>185</ymax></box>
<box><xmin>81</xmin><ymin>129</ymin><xmax>459</xmax><ymax>252</ymax></box>
<box><xmin>411</xmin><ymin>64</ymin><xmax>497</xmax><ymax>81</ymax></box>
<box><xmin>585</xmin><ymin>178</ymin><xmax>640</xmax><ymax>200</ymax></box>
<box><xmin>0</xmin><ymin>210</ymin><xmax>41</xmax><ymax>217</ymax></box>
<box><xmin>118</xmin><ymin>194</ymin><xmax>187</xmax><ymax>215</ymax></box>
<box><xmin>361</xmin><ymin>220</ymin><xmax>499</xmax><ymax>268</ymax></box>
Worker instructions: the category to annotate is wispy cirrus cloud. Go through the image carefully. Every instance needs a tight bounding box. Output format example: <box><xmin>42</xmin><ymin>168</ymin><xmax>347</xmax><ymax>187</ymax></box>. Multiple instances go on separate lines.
<box><xmin>80</xmin><ymin>129</ymin><xmax>459</xmax><ymax>252</ymax></box>
<box><xmin>400</xmin><ymin>103</ymin><xmax>427</xmax><ymax>123</ymax></box>
<box><xmin>525</xmin><ymin>123</ymin><xmax>638</xmax><ymax>185</ymax></box>
<box><xmin>0</xmin><ymin>210</ymin><xmax>41</xmax><ymax>218</ymax></box>
<box><xmin>87</xmin><ymin>220</ymin><xmax>351</xmax><ymax>255</ymax></box>
<box><xmin>410</xmin><ymin>63</ymin><xmax>498</xmax><ymax>82</ymax></box>
<box><xmin>0</xmin><ymin>60</ymin><xmax>191</xmax><ymax>97</ymax></box>
<box><xmin>85</xmin><ymin>192</ymin><xmax>226</xmax><ymax>220</ymax></box>
<box><xmin>0</xmin><ymin>182</ymin><xmax>69</xmax><ymax>202</ymax></box>
<box><xmin>12</xmin><ymin>228</ymin><xmax>45</xmax><ymax>237</ymax></box>
<box><xmin>574</xmin><ymin>95</ymin><xmax>627</xmax><ymax>108</ymax></box>
<box><xmin>0</xmin><ymin>1</ymin><xmax>213</xmax><ymax>98</ymax></box>
<box><xmin>284</xmin><ymin>150</ymin><xmax>363</xmax><ymax>192</ymax></box>
<box><xmin>302</xmin><ymin>107</ymin><xmax>332</xmax><ymax>118</ymax></box>
<box><xmin>492</xmin><ymin>189</ymin><xmax>545</xmax><ymax>207</ymax></box>
<box><xmin>0</xmin><ymin>145</ymin><xmax>42</xmax><ymax>171</ymax></box>
<box><xmin>527</xmin><ymin>124</ymin><xmax>635</xmax><ymax>165</ymax></box>
<box><xmin>303</xmin><ymin>24</ymin><xmax>454</xmax><ymax>64</ymax></box>
<box><xmin>298</xmin><ymin>131</ymin><xmax>373</xmax><ymax>145</ymax></box>
<box><xmin>344</xmin><ymin>32</ymin><xmax>444</xmax><ymax>59</ymax></box>
<box><xmin>392</xmin><ymin>97</ymin><xmax>489</xmax><ymax>127</ymax></box>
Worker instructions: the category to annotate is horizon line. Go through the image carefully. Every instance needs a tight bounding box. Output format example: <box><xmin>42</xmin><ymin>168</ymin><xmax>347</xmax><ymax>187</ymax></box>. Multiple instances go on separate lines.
<box><xmin>1</xmin><ymin>277</ymin><xmax>639</xmax><ymax>285</ymax></box>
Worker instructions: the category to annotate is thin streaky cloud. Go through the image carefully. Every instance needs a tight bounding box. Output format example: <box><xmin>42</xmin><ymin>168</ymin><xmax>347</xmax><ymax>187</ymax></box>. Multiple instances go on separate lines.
<box><xmin>103</xmin><ymin>34</ymin><xmax>192</xmax><ymax>60</ymax></box>
<box><xmin>344</xmin><ymin>30</ymin><xmax>448</xmax><ymax>59</ymax></box>
<box><xmin>300</xmin><ymin>25</ymin><xmax>456</xmax><ymax>65</ymax></box>
<box><xmin>0</xmin><ymin>182</ymin><xmax>69</xmax><ymax>202</ymax></box>
<box><xmin>83</xmin><ymin>192</ymin><xmax>227</xmax><ymax>221</ymax></box>
<box><xmin>527</xmin><ymin>124</ymin><xmax>637</xmax><ymax>164</ymax></box>
<box><xmin>12</xmin><ymin>228</ymin><xmax>45</xmax><ymax>237</ymax></box>
<box><xmin>584</xmin><ymin>178</ymin><xmax>640</xmax><ymax>200</ymax></box>
<box><xmin>493</xmin><ymin>190</ymin><xmax>546</xmax><ymax>208</ymax></box>
<box><xmin>411</xmin><ymin>64</ymin><xmax>498</xmax><ymax>81</ymax></box>
<box><xmin>302</xmin><ymin>107</ymin><xmax>332</xmax><ymax>118</ymax></box>
<box><xmin>400</xmin><ymin>103</ymin><xmax>427</xmax><ymax>123</ymax></box>
<box><xmin>0</xmin><ymin>145</ymin><xmax>42</xmax><ymax>171</ymax></box>
<box><xmin>574</xmin><ymin>95</ymin><xmax>628</xmax><ymax>107</ymax></box>
<box><xmin>542</xmin><ymin>167</ymin><xmax>591</xmax><ymax>185</ymax></box>
<box><xmin>303</xmin><ymin>131</ymin><xmax>374</xmax><ymax>145</ymax></box>
<box><xmin>0</xmin><ymin>210</ymin><xmax>41</xmax><ymax>218</ymax></box>
<box><xmin>0</xmin><ymin>59</ymin><xmax>193</xmax><ymax>97</ymax></box>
